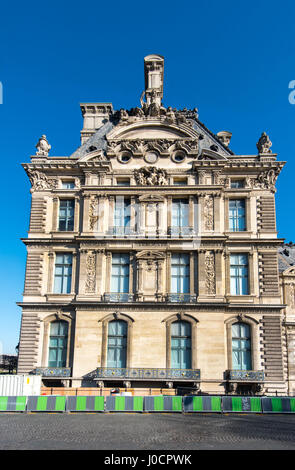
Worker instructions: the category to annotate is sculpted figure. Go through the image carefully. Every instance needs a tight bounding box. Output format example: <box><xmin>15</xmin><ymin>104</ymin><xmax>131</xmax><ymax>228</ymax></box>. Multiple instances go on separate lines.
<box><xmin>256</xmin><ymin>132</ymin><xmax>272</xmax><ymax>154</ymax></box>
<box><xmin>36</xmin><ymin>135</ymin><xmax>51</xmax><ymax>156</ymax></box>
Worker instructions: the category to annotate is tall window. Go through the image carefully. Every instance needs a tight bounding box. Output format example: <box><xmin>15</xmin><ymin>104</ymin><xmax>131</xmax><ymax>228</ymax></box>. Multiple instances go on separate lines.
<box><xmin>58</xmin><ymin>199</ymin><xmax>75</xmax><ymax>231</ymax></box>
<box><xmin>171</xmin><ymin>321</ymin><xmax>192</xmax><ymax>369</ymax></box>
<box><xmin>230</xmin><ymin>254</ymin><xmax>248</xmax><ymax>295</ymax></box>
<box><xmin>232</xmin><ymin>322</ymin><xmax>252</xmax><ymax>370</ymax></box>
<box><xmin>229</xmin><ymin>199</ymin><xmax>246</xmax><ymax>231</ymax></box>
<box><xmin>172</xmin><ymin>199</ymin><xmax>189</xmax><ymax>228</ymax></box>
<box><xmin>107</xmin><ymin>320</ymin><xmax>127</xmax><ymax>368</ymax></box>
<box><xmin>54</xmin><ymin>254</ymin><xmax>73</xmax><ymax>294</ymax></box>
<box><xmin>114</xmin><ymin>197</ymin><xmax>130</xmax><ymax>230</ymax></box>
<box><xmin>171</xmin><ymin>254</ymin><xmax>190</xmax><ymax>293</ymax></box>
<box><xmin>48</xmin><ymin>321</ymin><xmax>68</xmax><ymax>368</ymax></box>
<box><xmin>111</xmin><ymin>254</ymin><xmax>130</xmax><ymax>293</ymax></box>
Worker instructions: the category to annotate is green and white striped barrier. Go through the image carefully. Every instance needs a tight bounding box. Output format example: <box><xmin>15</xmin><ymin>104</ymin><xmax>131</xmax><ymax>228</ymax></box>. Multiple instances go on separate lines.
<box><xmin>144</xmin><ymin>396</ymin><xmax>182</xmax><ymax>412</ymax></box>
<box><xmin>27</xmin><ymin>395</ymin><xmax>66</xmax><ymax>412</ymax></box>
<box><xmin>105</xmin><ymin>396</ymin><xmax>143</xmax><ymax>412</ymax></box>
<box><xmin>183</xmin><ymin>396</ymin><xmax>222</xmax><ymax>412</ymax></box>
<box><xmin>261</xmin><ymin>397</ymin><xmax>295</xmax><ymax>413</ymax></box>
<box><xmin>0</xmin><ymin>396</ymin><xmax>27</xmax><ymax>412</ymax></box>
<box><xmin>222</xmin><ymin>396</ymin><xmax>262</xmax><ymax>413</ymax></box>
<box><xmin>66</xmin><ymin>396</ymin><xmax>105</xmax><ymax>412</ymax></box>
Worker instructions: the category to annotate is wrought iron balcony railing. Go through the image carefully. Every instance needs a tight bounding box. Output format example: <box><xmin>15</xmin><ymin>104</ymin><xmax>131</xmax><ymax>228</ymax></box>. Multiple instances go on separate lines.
<box><xmin>226</xmin><ymin>370</ymin><xmax>264</xmax><ymax>381</ymax></box>
<box><xmin>95</xmin><ymin>367</ymin><xmax>201</xmax><ymax>381</ymax></box>
<box><xmin>168</xmin><ymin>226</ymin><xmax>195</xmax><ymax>237</ymax></box>
<box><xmin>32</xmin><ymin>367</ymin><xmax>72</xmax><ymax>377</ymax></box>
<box><xmin>108</xmin><ymin>226</ymin><xmax>134</xmax><ymax>236</ymax></box>
<box><xmin>167</xmin><ymin>293</ymin><xmax>197</xmax><ymax>303</ymax></box>
<box><xmin>103</xmin><ymin>293</ymin><xmax>134</xmax><ymax>302</ymax></box>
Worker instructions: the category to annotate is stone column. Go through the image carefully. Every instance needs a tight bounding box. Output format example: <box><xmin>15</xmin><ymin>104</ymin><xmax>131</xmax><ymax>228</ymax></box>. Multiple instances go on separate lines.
<box><xmin>108</xmin><ymin>196</ymin><xmax>114</xmax><ymax>233</ymax></box>
<box><xmin>213</xmin><ymin>193</ymin><xmax>221</xmax><ymax>234</ymax></box>
<box><xmin>248</xmin><ymin>251</ymin><xmax>254</xmax><ymax>296</ymax></box>
<box><xmin>105</xmin><ymin>251</ymin><xmax>112</xmax><ymax>293</ymax></box>
<box><xmin>189</xmin><ymin>196</ymin><xmax>194</xmax><ymax>233</ymax></box>
<box><xmin>215</xmin><ymin>250</ymin><xmax>224</xmax><ymax>297</ymax></box>
<box><xmin>224</xmin><ymin>252</ymin><xmax>231</xmax><ymax>296</ymax></box>
<box><xmin>82</xmin><ymin>195</ymin><xmax>90</xmax><ymax>233</ymax></box>
<box><xmin>190</xmin><ymin>251</ymin><xmax>195</xmax><ymax>295</ymax></box>
<box><xmin>74</xmin><ymin>196</ymin><xmax>80</xmax><ymax>232</ymax></box>
<box><xmin>47</xmin><ymin>252</ymin><xmax>55</xmax><ymax>293</ymax></box>
<box><xmin>197</xmin><ymin>250</ymin><xmax>206</xmax><ymax>297</ymax></box>
<box><xmin>246</xmin><ymin>195</ymin><xmax>251</xmax><ymax>232</ymax></box>
<box><xmin>52</xmin><ymin>197</ymin><xmax>59</xmax><ymax>231</ymax></box>
<box><xmin>71</xmin><ymin>252</ymin><xmax>77</xmax><ymax>294</ymax></box>
<box><xmin>167</xmin><ymin>196</ymin><xmax>172</xmax><ymax>233</ymax></box>
<box><xmin>166</xmin><ymin>252</ymin><xmax>171</xmax><ymax>295</ymax></box>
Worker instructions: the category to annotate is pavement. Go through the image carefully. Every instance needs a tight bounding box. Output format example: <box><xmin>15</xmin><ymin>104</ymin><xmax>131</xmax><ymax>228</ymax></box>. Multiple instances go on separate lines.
<box><xmin>0</xmin><ymin>413</ymin><xmax>294</xmax><ymax>450</ymax></box>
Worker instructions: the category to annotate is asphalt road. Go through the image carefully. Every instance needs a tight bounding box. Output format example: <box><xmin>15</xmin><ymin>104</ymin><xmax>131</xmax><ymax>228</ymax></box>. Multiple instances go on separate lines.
<box><xmin>0</xmin><ymin>413</ymin><xmax>294</xmax><ymax>450</ymax></box>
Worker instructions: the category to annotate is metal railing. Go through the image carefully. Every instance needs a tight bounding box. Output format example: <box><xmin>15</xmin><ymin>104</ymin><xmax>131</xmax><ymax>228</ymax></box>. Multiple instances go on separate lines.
<box><xmin>95</xmin><ymin>367</ymin><xmax>201</xmax><ymax>381</ymax></box>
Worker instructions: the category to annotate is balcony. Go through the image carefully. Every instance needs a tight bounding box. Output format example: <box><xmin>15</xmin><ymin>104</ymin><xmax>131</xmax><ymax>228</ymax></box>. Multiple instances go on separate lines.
<box><xmin>32</xmin><ymin>367</ymin><xmax>72</xmax><ymax>377</ymax></box>
<box><xmin>226</xmin><ymin>370</ymin><xmax>264</xmax><ymax>382</ymax></box>
<box><xmin>168</xmin><ymin>226</ymin><xmax>195</xmax><ymax>238</ymax></box>
<box><xmin>167</xmin><ymin>293</ymin><xmax>197</xmax><ymax>303</ymax></box>
<box><xmin>94</xmin><ymin>367</ymin><xmax>201</xmax><ymax>382</ymax></box>
<box><xmin>103</xmin><ymin>293</ymin><xmax>134</xmax><ymax>302</ymax></box>
<box><xmin>108</xmin><ymin>226</ymin><xmax>134</xmax><ymax>237</ymax></box>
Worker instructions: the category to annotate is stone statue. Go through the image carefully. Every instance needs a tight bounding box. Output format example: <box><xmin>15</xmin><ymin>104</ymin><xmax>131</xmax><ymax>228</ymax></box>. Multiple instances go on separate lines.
<box><xmin>36</xmin><ymin>135</ymin><xmax>51</xmax><ymax>156</ymax></box>
<box><xmin>256</xmin><ymin>132</ymin><xmax>272</xmax><ymax>154</ymax></box>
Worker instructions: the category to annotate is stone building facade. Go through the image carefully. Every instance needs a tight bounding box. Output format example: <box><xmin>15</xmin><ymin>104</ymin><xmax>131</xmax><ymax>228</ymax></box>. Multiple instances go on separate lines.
<box><xmin>17</xmin><ymin>55</ymin><xmax>292</xmax><ymax>395</ymax></box>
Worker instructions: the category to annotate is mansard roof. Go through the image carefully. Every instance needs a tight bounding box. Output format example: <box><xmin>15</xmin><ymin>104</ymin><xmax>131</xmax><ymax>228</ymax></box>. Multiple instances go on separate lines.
<box><xmin>278</xmin><ymin>244</ymin><xmax>295</xmax><ymax>273</ymax></box>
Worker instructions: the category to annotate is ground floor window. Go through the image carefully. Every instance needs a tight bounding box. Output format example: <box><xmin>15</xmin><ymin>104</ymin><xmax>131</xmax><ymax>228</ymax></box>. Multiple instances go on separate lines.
<box><xmin>171</xmin><ymin>320</ymin><xmax>192</xmax><ymax>369</ymax></box>
<box><xmin>107</xmin><ymin>320</ymin><xmax>127</xmax><ymax>368</ymax></box>
<box><xmin>232</xmin><ymin>322</ymin><xmax>252</xmax><ymax>370</ymax></box>
<box><xmin>48</xmin><ymin>321</ymin><xmax>68</xmax><ymax>367</ymax></box>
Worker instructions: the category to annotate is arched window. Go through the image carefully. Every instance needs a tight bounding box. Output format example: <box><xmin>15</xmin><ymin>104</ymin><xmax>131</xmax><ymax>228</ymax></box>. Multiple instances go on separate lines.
<box><xmin>107</xmin><ymin>320</ymin><xmax>127</xmax><ymax>368</ymax></box>
<box><xmin>232</xmin><ymin>322</ymin><xmax>252</xmax><ymax>370</ymax></box>
<box><xmin>171</xmin><ymin>321</ymin><xmax>192</xmax><ymax>369</ymax></box>
<box><xmin>48</xmin><ymin>321</ymin><xmax>68</xmax><ymax>367</ymax></box>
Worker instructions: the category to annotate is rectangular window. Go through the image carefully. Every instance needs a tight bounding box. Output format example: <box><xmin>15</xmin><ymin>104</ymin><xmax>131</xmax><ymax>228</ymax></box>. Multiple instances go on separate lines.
<box><xmin>58</xmin><ymin>199</ymin><xmax>75</xmax><ymax>231</ymax></box>
<box><xmin>116</xmin><ymin>178</ymin><xmax>130</xmax><ymax>186</ymax></box>
<box><xmin>172</xmin><ymin>199</ymin><xmax>189</xmax><ymax>228</ymax></box>
<box><xmin>229</xmin><ymin>199</ymin><xmax>246</xmax><ymax>231</ymax></box>
<box><xmin>111</xmin><ymin>253</ymin><xmax>130</xmax><ymax>293</ymax></box>
<box><xmin>230</xmin><ymin>254</ymin><xmax>249</xmax><ymax>295</ymax></box>
<box><xmin>171</xmin><ymin>253</ymin><xmax>190</xmax><ymax>293</ymax></box>
<box><xmin>114</xmin><ymin>197</ymin><xmax>130</xmax><ymax>230</ymax></box>
<box><xmin>231</xmin><ymin>180</ymin><xmax>244</xmax><ymax>188</ymax></box>
<box><xmin>53</xmin><ymin>254</ymin><xmax>73</xmax><ymax>294</ymax></box>
<box><xmin>62</xmin><ymin>181</ymin><xmax>75</xmax><ymax>189</ymax></box>
<box><xmin>173</xmin><ymin>178</ymin><xmax>187</xmax><ymax>186</ymax></box>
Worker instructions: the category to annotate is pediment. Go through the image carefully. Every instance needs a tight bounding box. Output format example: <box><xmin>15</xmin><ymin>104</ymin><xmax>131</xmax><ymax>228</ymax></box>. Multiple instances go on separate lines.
<box><xmin>106</xmin><ymin>119</ymin><xmax>199</xmax><ymax>141</ymax></box>
<box><xmin>136</xmin><ymin>250</ymin><xmax>166</xmax><ymax>260</ymax></box>
<box><xmin>78</xmin><ymin>149</ymin><xmax>109</xmax><ymax>163</ymax></box>
<box><xmin>283</xmin><ymin>266</ymin><xmax>295</xmax><ymax>276</ymax></box>
<box><xmin>197</xmin><ymin>148</ymin><xmax>228</xmax><ymax>161</ymax></box>
<box><xmin>139</xmin><ymin>194</ymin><xmax>166</xmax><ymax>203</ymax></box>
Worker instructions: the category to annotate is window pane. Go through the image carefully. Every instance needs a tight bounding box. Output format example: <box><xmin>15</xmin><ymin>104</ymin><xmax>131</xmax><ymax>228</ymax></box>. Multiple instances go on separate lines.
<box><xmin>232</xmin><ymin>322</ymin><xmax>251</xmax><ymax>370</ymax></box>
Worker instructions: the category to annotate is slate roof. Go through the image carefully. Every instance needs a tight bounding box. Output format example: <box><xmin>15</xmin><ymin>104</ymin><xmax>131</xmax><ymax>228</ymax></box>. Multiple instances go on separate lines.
<box><xmin>70</xmin><ymin>121</ymin><xmax>114</xmax><ymax>159</ymax></box>
<box><xmin>278</xmin><ymin>243</ymin><xmax>295</xmax><ymax>273</ymax></box>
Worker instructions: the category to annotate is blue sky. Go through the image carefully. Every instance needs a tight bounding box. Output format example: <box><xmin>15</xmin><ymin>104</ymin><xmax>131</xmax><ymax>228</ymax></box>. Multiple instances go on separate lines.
<box><xmin>0</xmin><ymin>0</ymin><xmax>295</xmax><ymax>353</ymax></box>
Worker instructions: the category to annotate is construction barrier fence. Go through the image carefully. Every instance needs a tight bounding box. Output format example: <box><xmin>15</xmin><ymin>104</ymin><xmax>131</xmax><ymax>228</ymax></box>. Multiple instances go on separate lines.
<box><xmin>222</xmin><ymin>396</ymin><xmax>262</xmax><ymax>413</ymax></box>
<box><xmin>0</xmin><ymin>395</ymin><xmax>295</xmax><ymax>413</ymax></box>
<box><xmin>105</xmin><ymin>396</ymin><xmax>144</xmax><ymax>412</ymax></box>
<box><xmin>183</xmin><ymin>396</ymin><xmax>222</xmax><ymax>412</ymax></box>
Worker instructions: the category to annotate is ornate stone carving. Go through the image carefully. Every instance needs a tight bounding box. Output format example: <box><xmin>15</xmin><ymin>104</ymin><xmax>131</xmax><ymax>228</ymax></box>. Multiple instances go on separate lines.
<box><xmin>85</xmin><ymin>251</ymin><xmax>96</xmax><ymax>293</ymax></box>
<box><xmin>35</xmin><ymin>135</ymin><xmax>51</xmax><ymax>156</ymax></box>
<box><xmin>205</xmin><ymin>251</ymin><xmax>215</xmax><ymax>294</ymax></box>
<box><xmin>256</xmin><ymin>132</ymin><xmax>272</xmax><ymax>154</ymax></box>
<box><xmin>89</xmin><ymin>196</ymin><xmax>99</xmax><ymax>231</ymax></box>
<box><xmin>27</xmin><ymin>169</ymin><xmax>57</xmax><ymax>191</ymax></box>
<box><xmin>217</xmin><ymin>131</ymin><xmax>232</xmax><ymax>147</ymax></box>
<box><xmin>254</xmin><ymin>168</ymin><xmax>280</xmax><ymax>191</ymax></box>
<box><xmin>134</xmin><ymin>166</ymin><xmax>168</xmax><ymax>186</ymax></box>
<box><xmin>203</xmin><ymin>195</ymin><xmax>214</xmax><ymax>230</ymax></box>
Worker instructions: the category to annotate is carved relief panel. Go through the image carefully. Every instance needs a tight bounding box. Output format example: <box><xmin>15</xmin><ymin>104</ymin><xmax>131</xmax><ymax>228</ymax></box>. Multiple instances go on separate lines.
<box><xmin>136</xmin><ymin>251</ymin><xmax>165</xmax><ymax>301</ymax></box>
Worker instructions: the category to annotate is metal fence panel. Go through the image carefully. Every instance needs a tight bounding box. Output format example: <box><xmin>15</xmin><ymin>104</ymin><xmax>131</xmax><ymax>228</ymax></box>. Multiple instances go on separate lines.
<box><xmin>183</xmin><ymin>396</ymin><xmax>222</xmax><ymax>412</ymax></box>
<box><xmin>222</xmin><ymin>396</ymin><xmax>262</xmax><ymax>413</ymax></box>
<box><xmin>262</xmin><ymin>397</ymin><xmax>295</xmax><ymax>413</ymax></box>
